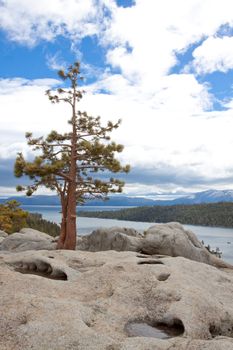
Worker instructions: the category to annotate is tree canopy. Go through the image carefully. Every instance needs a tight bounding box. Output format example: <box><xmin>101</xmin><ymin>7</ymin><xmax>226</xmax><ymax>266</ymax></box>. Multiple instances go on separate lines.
<box><xmin>15</xmin><ymin>62</ymin><xmax>130</xmax><ymax>249</ymax></box>
<box><xmin>0</xmin><ymin>200</ymin><xmax>28</xmax><ymax>233</ymax></box>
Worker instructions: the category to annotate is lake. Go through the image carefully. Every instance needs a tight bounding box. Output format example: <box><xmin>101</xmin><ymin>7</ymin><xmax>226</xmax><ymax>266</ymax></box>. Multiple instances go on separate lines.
<box><xmin>22</xmin><ymin>205</ymin><xmax>233</xmax><ymax>264</ymax></box>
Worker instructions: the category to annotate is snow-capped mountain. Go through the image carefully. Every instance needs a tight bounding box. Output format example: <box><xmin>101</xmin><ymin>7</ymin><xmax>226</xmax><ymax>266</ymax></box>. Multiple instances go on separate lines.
<box><xmin>175</xmin><ymin>189</ymin><xmax>233</xmax><ymax>204</ymax></box>
<box><xmin>2</xmin><ymin>189</ymin><xmax>233</xmax><ymax>207</ymax></box>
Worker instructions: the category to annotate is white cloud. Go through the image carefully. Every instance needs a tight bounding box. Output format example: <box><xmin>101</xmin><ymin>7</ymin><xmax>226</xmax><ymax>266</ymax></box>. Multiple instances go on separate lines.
<box><xmin>103</xmin><ymin>0</ymin><xmax>233</xmax><ymax>92</ymax></box>
<box><xmin>81</xmin><ymin>77</ymin><xmax>233</xmax><ymax>193</ymax></box>
<box><xmin>0</xmin><ymin>77</ymin><xmax>60</xmax><ymax>93</ymax></box>
<box><xmin>187</xmin><ymin>36</ymin><xmax>233</xmax><ymax>74</ymax></box>
<box><xmin>46</xmin><ymin>52</ymin><xmax>68</xmax><ymax>71</ymax></box>
<box><xmin>0</xmin><ymin>0</ymin><xmax>102</xmax><ymax>45</ymax></box>
<box><xmin>0</xmin><ymin>186</ymin><xmax>23</xmax><ymax>197</ymax></box>
<box><xmin>2</xmin><ymin>1</ymin><xmax>233</xmax><ymax>194</ymax></box>
<box><xmin>1</xmin><ymin>73</ymin><xmax>233</xmax><ymax>194</ymax></box>
<box><xmin>85</xmin><ymin>0</ymin><xmax>233</xmax><ymax>192</ymax></box>
<box><xmin>0</xmin><ymin>186</ymin><xmax>54</xmax><ymax>197</ymax></box>
<box><xmin>0</xmin><ymin>78</ymin><xmax>69</xmax><ymax>160</ymax></box>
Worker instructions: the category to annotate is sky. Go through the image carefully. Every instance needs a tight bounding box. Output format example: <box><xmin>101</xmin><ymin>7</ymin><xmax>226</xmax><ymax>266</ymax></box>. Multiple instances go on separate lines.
<box><xmin>2</xmin><ymin>0</ymin><xmax>233</xmax><ymax>199</ymax></box>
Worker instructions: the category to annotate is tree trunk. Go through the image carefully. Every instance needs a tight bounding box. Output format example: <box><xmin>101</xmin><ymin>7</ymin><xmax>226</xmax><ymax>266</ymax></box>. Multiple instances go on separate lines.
<box><xmin>64</xmin><ymin>180</ymin><xmax>77</xmax><ymax>249</ymax></box>
<box><xmin>63</xmin><ymin>82</ymin><xmax>77</xmax><ymax>250</ymax></box>
<box><xmin>57</xmin><ymin>195</ymin><xmax>68</xmax><ymax>249</ymax></box>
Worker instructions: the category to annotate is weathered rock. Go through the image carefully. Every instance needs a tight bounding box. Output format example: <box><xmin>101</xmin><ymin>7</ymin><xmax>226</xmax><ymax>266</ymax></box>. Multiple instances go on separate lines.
<box><xmin>0</xmin><ymin>228</ymin><xmax>56</xmax><ymax>252</ymax></box>
<box><xmin>78</xmin><ymin>223</ymin><xmax>232</xmax><ymax>268</ymax></box>
<box><xmin>78</xmin><ymin>226</ymin><xmax>142</xmax><ymax>252</ymax></box>
<box><xmin>1</xmin><ymin>250</ymin><xmax>233</xmax><ymax>349</ymax></box>
<box><xmin>0</xmin><ymin>223</ymin><xmax>232</xmax><ymax>269</ymax></box>
<box><xmin>0</xmin><ymin>230</ymin><xmax>7</xmax><ymax>238</ymax></box>
<box><xmin>4</xmin><ymin>250</ymin><xmax>79</xmax><ymax>282</ymax></box>
<box><xmin>141</xmin><ymin>222</ymin><xmax>232</xmax><ymax>268</ymax></box>
<box><xmin>20</xmin><ymin>228</ymin><xmax>55</xmax><ymax>240</ymax></box>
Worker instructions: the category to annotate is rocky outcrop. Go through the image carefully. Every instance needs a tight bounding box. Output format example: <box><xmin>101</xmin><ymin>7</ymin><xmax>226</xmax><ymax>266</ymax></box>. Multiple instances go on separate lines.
<box><xmin>20</xmin><ymin>228</ymin><xmax>55</xmax><ymax>240</ymax></box>
<box><xmin>141</xmin><ymin>222</ymin><xmax>232</xmax><ymax>268</ymax></box>
<box><xmin>1</xmin><ymin>249</ymin><xmax>233</xmax><ymax>349</ymax></box>
<box><xmin>0</xmin><ymin>223</ymin><xmax>232</xmax><ymax>269</ymax></box>
<box><xmin>78</xmin><ymin>223</ymin><xmax>232</xmax><ymax>268</ymax></box>
<box><xmin>0</xmin><ymin>228</ymin><xmax>56</xmax><ymax>252</ymax></box>
<box><xmin>78</xmin><ymin>226</ymin><xmax>142</xmax><ymax>252</ymax></box>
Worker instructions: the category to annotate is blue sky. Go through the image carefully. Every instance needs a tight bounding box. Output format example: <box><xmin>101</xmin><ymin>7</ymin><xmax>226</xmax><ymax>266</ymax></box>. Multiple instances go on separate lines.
<box><xmin>1</xmin><ymin>0</ymin><xmax>233</xmax><ymax>198</ymax></box>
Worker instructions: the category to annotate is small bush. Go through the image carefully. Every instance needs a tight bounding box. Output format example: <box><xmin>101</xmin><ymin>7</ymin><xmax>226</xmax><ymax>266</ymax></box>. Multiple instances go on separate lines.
<box><xmin>0</xmin><ymin>200</ymin><xmax>28</xmax><ymax>233</ymax></box>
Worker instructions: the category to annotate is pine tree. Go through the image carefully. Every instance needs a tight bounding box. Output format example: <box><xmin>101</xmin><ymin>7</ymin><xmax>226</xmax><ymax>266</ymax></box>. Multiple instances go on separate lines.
<box><xmin>0</xmin><ymin>200</ymin><xmax>28</xmax><ymax>233</ymax></box>
<box><xmin>14</xmin><ymin>62</ymin><xmax>130</xmax><ymax>250</ymax></box>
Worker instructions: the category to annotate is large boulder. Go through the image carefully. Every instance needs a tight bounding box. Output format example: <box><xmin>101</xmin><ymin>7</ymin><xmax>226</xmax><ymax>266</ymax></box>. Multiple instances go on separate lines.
<box><xmin>1</xmin><ymin>249</ymin><xmax>233</xmax><ymax>349</ymax></box>
<box><xmin>141</xmin><ymin>222</ymin><xmax>232</xmax><ymax>268</ymax></box>
<box><xmin>78</xmin><ymin>223</ymin><xmax>232</xmax><ymax>269</ymax></box>
<box><xmin>0</xmin><ymin>228</ymin><xmax>56</xmax><ymax>252</ymax></box>
<box><xmin>20</xmin><ymin>228</ymin><xmax>55</xmax><ymax>240</ymax></box>
<box><xmin>0</xmin><ymin>223</ymin><xmax>231</xmax><ymax>269</ymax></box>
<box><xmin>78</xmin><ymin>226</ymin><xmax>142</xmax><ymax>252</ymax></box>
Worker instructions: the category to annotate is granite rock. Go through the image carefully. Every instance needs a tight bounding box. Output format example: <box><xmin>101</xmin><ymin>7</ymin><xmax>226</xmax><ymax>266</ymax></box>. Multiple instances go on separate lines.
<box><xmin>0</xmin><ymin>250</ymin><xmax>233</xmax><ymax>349</ymax></box>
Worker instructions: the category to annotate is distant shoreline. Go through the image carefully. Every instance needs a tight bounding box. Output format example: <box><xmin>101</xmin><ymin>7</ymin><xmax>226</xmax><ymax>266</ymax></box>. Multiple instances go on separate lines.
<box><xmin>19</xmin><ymin>202</ymin><xmax>233</xmax><ymax>229</ymax></box>
<box><xmin>78</xmin><ymin>202</ymin><xmax>233</xmax><ymax>229</ymax></box>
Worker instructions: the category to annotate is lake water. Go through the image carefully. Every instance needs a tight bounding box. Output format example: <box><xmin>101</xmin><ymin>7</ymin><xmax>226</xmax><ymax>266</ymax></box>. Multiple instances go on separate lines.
<box><xmin>23</xmin><ymin>205</ymin><xmax>233</xmax><ymax>264</ymax></box>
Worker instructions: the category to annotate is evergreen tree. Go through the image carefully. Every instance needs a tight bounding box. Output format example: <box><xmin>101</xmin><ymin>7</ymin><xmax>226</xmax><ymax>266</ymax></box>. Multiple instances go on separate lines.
<box><xmin>14</xmin><ymin>62</ymin><xmax>130</xmax><ymax>250</ymax></box>
<box><xmin>0</xmin><ymin>200</ymin><xmax>28</xmax><ymax>233</ymax></box>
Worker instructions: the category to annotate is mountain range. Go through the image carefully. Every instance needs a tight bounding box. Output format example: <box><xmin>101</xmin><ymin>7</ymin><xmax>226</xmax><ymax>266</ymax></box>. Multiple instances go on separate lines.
<box><xmin>2</xmin><ymin>189</ymin><xmax>233</xmax><ymax>207</ymax></box>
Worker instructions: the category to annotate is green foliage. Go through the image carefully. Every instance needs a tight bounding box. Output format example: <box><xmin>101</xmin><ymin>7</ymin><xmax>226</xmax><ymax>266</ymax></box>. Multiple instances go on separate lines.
<box><xmin>26</xmin><ymin>213</ymin><xmax>60</xmax><ymax>237</ymax></box>
<box><xmin>79</xmin><ymin>202</ymin><xmax>233</xmax><ymax>228</ymax></box>
<box><xmin>14</xmin><ymin>61</ymin><xmax>130</xmax><ymax>203</ymax></box>
<box><xmin>14</xmin><ymin>62</ymin><xmax>130</xmax><ymax>249</ymax></box>
<box><xmin>0</xmin><ymin>200</ymin><xmax>60</xmax><ymax>236</ymax></box>
<box><xmin>0</xmin><ymin>200</ymin><xmax>28</xmax><ymax>233</ymax></box>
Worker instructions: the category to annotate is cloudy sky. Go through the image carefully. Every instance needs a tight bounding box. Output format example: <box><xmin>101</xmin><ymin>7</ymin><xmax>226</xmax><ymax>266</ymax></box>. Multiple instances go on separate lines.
<box><xmin>1</xmin><ymin>0</ymin><xmax>233</xmax><ymax>199</ymax></box>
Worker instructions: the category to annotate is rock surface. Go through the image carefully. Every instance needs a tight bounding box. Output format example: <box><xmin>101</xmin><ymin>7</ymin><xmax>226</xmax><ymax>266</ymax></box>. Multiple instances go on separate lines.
<box><xmin>20</xmin><ymin>228</ymin><xmax>55</xmax><ymax>240</ymax></box>
<box><xmin>78</xmin><ymin>223</ymin><xmax>232</xmax><ymax>268</ymax></box>
<box><xmin>78</xmin><ymin>226</ymin><xmax>142</xmax><ymax>252</ymax></box>
<box><xmin>141</xmin><ymin>222</ymin><xmax>232</xmax><ymax>268</ymax></box>
<box><xmin>0</xmin><ymin>223</ymin><xmax>232</xmax><ymax>268</ymax></box>
<box><xmin>0</xmin><ymin>230</ymin><xmax>7</xmax><ymax>238</ymax></box>
<box><xmin>0</xmin><ymin>228</ymin><xmax>56</xmax><ymax>252</ymax></box>
<box><xmin>1</xmin><ymin>249</ymin><xmax>233</xmax><ymax>349</ymax></box>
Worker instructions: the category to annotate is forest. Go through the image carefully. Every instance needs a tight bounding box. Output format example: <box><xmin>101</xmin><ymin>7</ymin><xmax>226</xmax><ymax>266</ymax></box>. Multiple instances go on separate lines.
<box><xmin>26</xmin><ymin>213</ymin><xmax>60</xmax><ymax>237</ymax></box>
<box><xmin>79</xmin><ymin>202</ymin><xmax>233</xmax><ymax>228</ymax></box>
<box><xmin>0</xmin><ymin>200</ymin><xmax>60</xmax><ymax>236</ymax></box>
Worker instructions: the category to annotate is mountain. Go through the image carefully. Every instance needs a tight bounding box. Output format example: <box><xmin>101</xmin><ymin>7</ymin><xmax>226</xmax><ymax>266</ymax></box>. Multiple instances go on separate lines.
<box><xmin>1</xmin><ymin>189</ymin><xmax>233</xmax><ymax>207</ymax></box>
<box><xmin>0</xmin><ymin>195</ymin><xmax>157</xmax><ymax>207</ymax></box>
<box><xmin>129</xmin><ymin>189</ymin><xmax>233</xmax><ymax>206</ymax></box>
<box><xmin>168</xmin><ymin>189</ymin><xmax>233</xmax><ymax>205</ymax></box>
<box><xmin>0</xmin><ymin>195</ymin><xmax>61</xmax><ymax>206</ymax></box>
